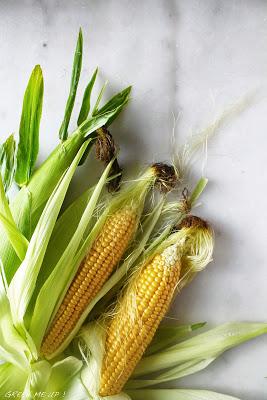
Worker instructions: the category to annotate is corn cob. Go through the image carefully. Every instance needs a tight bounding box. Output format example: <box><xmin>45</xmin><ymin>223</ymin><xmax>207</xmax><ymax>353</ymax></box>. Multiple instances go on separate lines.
<box><xmin>41</xmin><ymin>205</ymin><xmax>137</xmax><ymax>356</ymax></box>
<box><xmin>99</xmin><ymin>242</ymin><xmax>182</xmax><ymax>397</ymax></box>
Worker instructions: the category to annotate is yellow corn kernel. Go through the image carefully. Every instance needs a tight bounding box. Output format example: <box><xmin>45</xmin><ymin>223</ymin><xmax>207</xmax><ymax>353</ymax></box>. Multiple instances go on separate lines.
<box><xmin>99</xmin><ymin>243</ymin><xmax>181</xmax><ymax>397</ymax></box>
<box><xmin>41</xmin><ymin>206</ymin><xmax>137</xmax><ymax>357</ymax></box>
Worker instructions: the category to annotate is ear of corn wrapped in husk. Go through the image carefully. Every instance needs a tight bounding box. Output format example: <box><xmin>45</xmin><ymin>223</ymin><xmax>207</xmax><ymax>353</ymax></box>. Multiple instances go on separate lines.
<box><xmin>7</xmin><ymin>143</ymin><xmax>91</xmax><ymax>353</ymax></box>
<box><xmin>25</xmin><ymin>154</ymin><xmax>114</xmax><ymax>351</ymax></box>
<box><xmin>0</xmin><ymin>144</ymin><xmax>110</xmax><ymax>398</ymax></box>
<box><xmin>78</xmin><ymin>216</ymin><xmax>213</xmax><ymax>398</ymax></box>
<box><xmin>38</xmin><ymin>164</ymin><xmax>177</xmax><ymax>359</ymax></box>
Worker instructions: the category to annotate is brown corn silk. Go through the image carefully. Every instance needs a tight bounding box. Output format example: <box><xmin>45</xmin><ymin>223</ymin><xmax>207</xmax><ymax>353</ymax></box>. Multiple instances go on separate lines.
<box><xmin>95</xmin><ymin>126</ymin><xmax>122</xmax><ymax>192</ymax></box>
<box><xmin>41</xmin><ymin>205</ymin><xmax>137</xmax><ymax>356</ymax></box>
<box><xmin>99</xmin><ymin>243</ymin><xmax>182</xmax><ymax>397</ymax></box>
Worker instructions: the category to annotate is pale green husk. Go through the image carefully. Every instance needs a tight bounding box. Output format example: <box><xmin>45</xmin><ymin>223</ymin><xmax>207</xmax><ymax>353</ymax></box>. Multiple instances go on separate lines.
<box><xmin>129</xmin><ymin>322</ymin><xmax>267</xmax><ymax>386</ymax></box>
<box><xmin>127</xmin><ymin>389</ymin><xmax>240</xmax><ymax>400</ymax></box>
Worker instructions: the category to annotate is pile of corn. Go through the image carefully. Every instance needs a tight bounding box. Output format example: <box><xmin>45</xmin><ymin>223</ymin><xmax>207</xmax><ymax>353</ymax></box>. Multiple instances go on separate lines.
<box><xmin>0</xmin><ymin>29</ymin><xmax>266</xmax><ymax>400</ymax></box>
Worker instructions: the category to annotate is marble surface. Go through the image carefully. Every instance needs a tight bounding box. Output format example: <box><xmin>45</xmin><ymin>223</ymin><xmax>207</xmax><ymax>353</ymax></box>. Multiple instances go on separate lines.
<box><xmin>0</xmin><ymin>1</ymin><xmax>267</xmax><ymax>398</ymax></box>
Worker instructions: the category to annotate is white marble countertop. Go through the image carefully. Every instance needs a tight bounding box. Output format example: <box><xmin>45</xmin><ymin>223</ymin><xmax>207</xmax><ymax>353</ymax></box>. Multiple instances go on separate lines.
<box><xmin>0</xmin><ymin>1</ymin><xmax>266</xmax><ymax>399</ymax></box>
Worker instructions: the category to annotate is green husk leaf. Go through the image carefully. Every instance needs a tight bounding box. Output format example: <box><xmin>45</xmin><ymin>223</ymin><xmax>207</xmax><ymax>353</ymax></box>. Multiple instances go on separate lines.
<box><xmin>0</xmin><ymin>134</ymin><xmax>16</xmax><ymax>193</ymax></box>
<box><xmin>0</xmin><ymin>175</ymin><xmax>28</xmax><ymax>260</ymax></box>
<box><xmin>153</xmin><ymin>357</ymin><xmax>216</xmax><ymax>382</ymax></box>
<box><xmin>16</xmin><ymin>188</ymin><xmax>32</xmax><ymax>240</ymax></box>
<box><xmin>80</xmin><ymin>323</ymin><xmax>131</xmax><ymax>400</ymax></box>
<box><xmin>30</xmin><ymin>159</ymin><xmax>114</xmax><ymax>350</ymax></box>
<box><xmin>92</xmin><ymin>81</ymin><xmax>108</xmax><ymax>116</ymax></box>
<box><xmin>78</xmin><ymin>139</ymin><xmax>95</xmax><ymax>166</ymax></box>
<box><xmin>133</xmin><ymin>322</ymin><xmax>267</xmax><ymax>377</ymax></box>
<box><xmin>96</xmin><ymin>86</ymin><xmax>131</xmax><ymax>115</ymax></box>
<box><xmin>127</xmin><ymin>359</ymin><xmax>216</xmax><ymax>389</ymax></box>
<box><xmin>127</xmin><ymin>389</ymin><xmax>240</xmax><ymax>400</ymax></box>
<box><xmin>0</xmin><ymin>174</ymin><xmax>16</xmax><ymax>223</ymax></box>
<box><xmin>80</xmin><ymin>323</ymin><xmax>107</xmax><ymax>397</ymax></box>
<box><xmin>145</xmin><ymin>323</ymin><xmax>206</xmax><ymax>356</ymax></box>
<box><xmin>189</xmin><ymin>177</ymin><xmax>208</xmax><ymax>207</ymax></box>
<box><xmin>0</xmin><ymin>212</ymin><xmax>28</xmax><ymax>261</ymax></box>
<box><xmin>15</xmin><ymin>65</ymin><xmax>44</xmax><ymax>186</ymax></box>
<box><xmin>14</xmin><ymin>130</ymin><xmax>85</xmax><ymax>229</ymax></box>
<box><xmin>79</xmin><ymin>108</ymin><xmax>122</xmax><ymax>138</ymax></box>
<box><xmin>64</xmin><ymin>377</ymin><xmax>90</xmax><ymax>400</ymax></box>
<box><xmin>59</xmin><ymin>29</ymin><xmax>83</xmax><ymax>141</ymax></box>
<box><xmin>77</xmin><ymin>67</ymin><xmax>98</xmax><ymax>126</ymax></box>
<box><xmin>45</xmin><ymin>356</ymin><xmax>83</xmax><ymax>393</ymax></box>
<box><xmin>23</xmin><ymin>360</ymin><xmax>51</xmax><ymax>398</ymax></box>
<box><xmin>0</xmin><ymin>363</ymin><xmax>28</xmax><ymax>397</ymax></box>
<box><xmin>8</xmin><ymin>142</ymin><xmax>89</xmax><ymax>328</ymax></box>
<box><xmin>0</xmin><ymin>275</ymin><xmax>31</xmax><ymax>368</ymax></box>
<box><xmin>0</xmin><ymin>188</ymin><xmax>32</xmax><ymax>286</ymax></box>
<box><xmin>94</xmin><ymin>86</ymin><xmax>131</xmax><ymax>126</ymax></box>
<box><xmin>35</xmin><ymin>186</ymin><xmax>94</xmax><ymax>294</ymax></box>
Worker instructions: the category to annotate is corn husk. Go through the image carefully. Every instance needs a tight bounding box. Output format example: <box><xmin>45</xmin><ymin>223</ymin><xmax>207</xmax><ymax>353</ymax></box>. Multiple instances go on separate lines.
<box><xmin>78</xmin><ymin>321</ymin><xmax>267</xmax><ymax>400</ymax></box>
<box><xmin>0</xmin><ymin>363</ymin><xmax>28</xmax><ymax>395</ymax></box>
<box><xmin>127</xmin><ymin>389</ymin><xmax>240</xmax><ymax>400</ymax></box>
<box><xmin>145</xmin><ymin>322</ymin><xmax>206</xmax><ymax>356</ymax></box>
<box><xmin>0</xmin><ymin>134</ymin><xmax>16</xmax><ymax>193</ymax></box>
<box><xmin>129</xmin><ymin>322</ymin><xmax>267</xmax><ymax>385</ymax></box>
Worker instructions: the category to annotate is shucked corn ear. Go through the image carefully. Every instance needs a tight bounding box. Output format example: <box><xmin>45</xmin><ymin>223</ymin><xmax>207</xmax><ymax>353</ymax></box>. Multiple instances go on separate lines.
<box><xmin>41</xmin><ymin>163</ymin><xmax>177</xmax><ymax>358</ymax></box>
<box><xmin>86</xmin><ymin>215</ymin><xmax>214</xmax><ymax>397</ymax></box>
